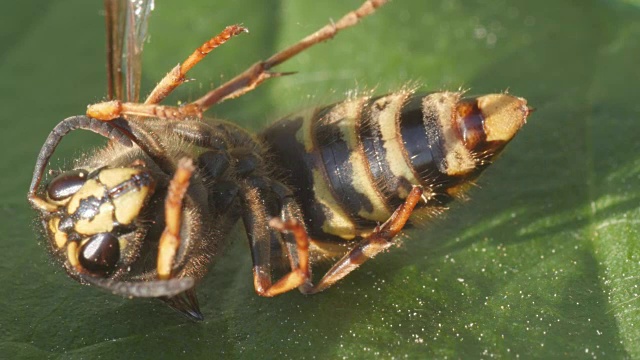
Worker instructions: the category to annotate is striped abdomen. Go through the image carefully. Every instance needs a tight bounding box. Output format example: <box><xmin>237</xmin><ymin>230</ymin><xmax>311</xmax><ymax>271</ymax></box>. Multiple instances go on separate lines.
<box><xmin>261</xmin><ymin>90</ymin><xmax>529</xmax><ymax>241</ymax></box>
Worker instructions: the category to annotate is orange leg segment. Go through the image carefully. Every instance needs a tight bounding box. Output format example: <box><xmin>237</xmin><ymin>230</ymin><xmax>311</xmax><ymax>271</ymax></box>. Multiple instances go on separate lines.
<box><xmin>192</xmin><ymin>0</ymin><xmax>389</xmax><ymax>110</ymax></box>
<box><xmin>157</xmin><ymin>158</ymin><xmax>195</xmax><ymax>280</ymax></box>
<box><xmin>144</xmin><ymin>25</ymin><xmax>248</xmax><ymax>105</ymax></box>
<box><xmin>272</xmin><ymin>185</ymin><xmax>424</xmax><ymax>295</ymax></box>
<box><xmin>87</xmin><ymin>0</ymin><xmax>388</xmax><ymax>121</ymax></box>
<box><xmin>240</xmin><ymin>181</ymin><xmax>312</xmax><ymax>297</ymax></box>
<box><xmin>87</xmin><ymin>25</ymin><xmax>247</xmax><ymax>121</ymax></box>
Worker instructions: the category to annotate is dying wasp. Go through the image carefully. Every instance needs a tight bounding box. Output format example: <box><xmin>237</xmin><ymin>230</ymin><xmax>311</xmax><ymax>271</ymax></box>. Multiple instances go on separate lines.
<box><xmin>27</xmin><ymin>0</ymin><xmax>530</xmax><ymax>320</ymax></box>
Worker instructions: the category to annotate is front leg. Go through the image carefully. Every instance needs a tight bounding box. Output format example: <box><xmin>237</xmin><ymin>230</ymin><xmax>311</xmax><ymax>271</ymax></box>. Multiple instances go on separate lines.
<box><xmin>154</xmin><ymin>158</ymin><xmax>205</xmax><ymax>320</ymax></box>
<box><xmin>157</xmin><ymin>158</ymin><xmax>195</xmax><ymax>280</ymax></box>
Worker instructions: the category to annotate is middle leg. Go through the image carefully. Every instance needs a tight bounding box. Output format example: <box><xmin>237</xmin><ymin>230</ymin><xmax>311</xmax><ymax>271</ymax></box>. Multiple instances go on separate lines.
<box><xmin>239</xmin><ymin>176</ymin><xmax>311</xmax><ymax>297</ymax></box>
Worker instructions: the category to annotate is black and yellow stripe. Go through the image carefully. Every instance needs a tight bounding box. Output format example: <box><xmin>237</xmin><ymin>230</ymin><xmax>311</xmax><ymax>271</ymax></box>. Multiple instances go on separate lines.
<box><xmin>261</xmin><ymin>91</ymin><xmax>528</xmax><ymax>241</ymax></box>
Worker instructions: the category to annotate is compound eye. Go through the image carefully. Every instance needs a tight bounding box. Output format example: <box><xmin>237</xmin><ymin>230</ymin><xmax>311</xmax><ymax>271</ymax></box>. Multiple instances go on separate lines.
<box><xmin>78</xmin><ymin>233</ymin><xmax>120</xmax><ymax>277</ymax></box>
<box><xmin>47</xmin><ymin>170</ymin><xmax>89</xmax><ymax>201</ymax></box>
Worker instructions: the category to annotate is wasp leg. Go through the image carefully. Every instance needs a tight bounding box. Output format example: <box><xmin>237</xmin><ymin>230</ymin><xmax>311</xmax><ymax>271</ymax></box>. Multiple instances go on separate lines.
<box><xmin>269</xmin><ymin>181</ymin><xmax>313</xmax><ymax>290</ymax></box>
<box><xmin>87</xmin><ymin>0</ymin><xmax>389</xmax><ymax>121</ymax></box>
<box><xmin>273</xmin><ymin>185</ymin><xmax>424</xmax><ymax>294</ymax></box>
<box><xmin>139</xmin><ymin>120</ymin><xmax>231</xmax><ymax>151</ymax></box>
<box><xmin>157</xmin><ymin>158</ymin><xmax>195</xmax><ymax>280</ymax></box>
<box><xmin>87</xmin><ymin>100</ymin><xmax>205</xmax><ymax>121</ymax></box>
<box><xmin>190</xmin><ymin>0</ymin><xmax>388</xmax><ymax>111</ymax></box>
<box><xmin>88</xmin><ymin>25</ymin><xmax>247</xmax><ymax>121</ymax></box>
<box><xmin>110</xmin><ymin>119</ymin><xmax>178</xmax><ymax>173</ymax></box>
<box><xmin>268</xmin><ymin>218</ymin><xmax>312</xmax><ymax>290</ymax></box>
<box><xmin>240</xmin><ymin>177</ymin><xmax>310</xmax><ymax>297</ymax></box>
<box><xmin>145</xmin><ymin>25</ymin><xmax>248</xmax><ymax>105</ymax></box>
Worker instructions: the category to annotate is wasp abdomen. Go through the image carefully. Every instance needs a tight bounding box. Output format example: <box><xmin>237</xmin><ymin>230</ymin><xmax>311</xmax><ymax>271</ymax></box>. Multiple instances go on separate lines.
<box><xmin>261</xmin><ymin>90</ymin><xmax>528</xmax><ymax>241</ymax></box>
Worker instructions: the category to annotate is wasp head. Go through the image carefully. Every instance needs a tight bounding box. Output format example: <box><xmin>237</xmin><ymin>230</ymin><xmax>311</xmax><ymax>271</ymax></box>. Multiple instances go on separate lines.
<box><xmin>43</xmin><ymin>165</ymin><xmax>156</xmax><ymax>278</ymax></box>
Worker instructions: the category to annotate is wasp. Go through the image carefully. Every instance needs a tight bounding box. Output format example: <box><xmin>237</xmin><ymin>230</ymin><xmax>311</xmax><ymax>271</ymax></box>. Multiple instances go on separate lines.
<box><xmin>27</xmin><ymin>0</ymin><xmax>530</xmax><ymax>321</ymax></box>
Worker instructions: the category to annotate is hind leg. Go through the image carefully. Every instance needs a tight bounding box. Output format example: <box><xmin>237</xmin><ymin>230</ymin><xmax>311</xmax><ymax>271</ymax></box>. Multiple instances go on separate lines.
<box><xmin>272</xmin><ymin>185</ymin><xmax>424</xmax><ymax>294</ymax></box>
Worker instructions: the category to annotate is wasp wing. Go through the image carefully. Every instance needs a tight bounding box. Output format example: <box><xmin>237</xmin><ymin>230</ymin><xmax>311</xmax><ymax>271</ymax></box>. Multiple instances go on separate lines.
<box><xmin>104</xmin><ymin>0</ymin><xmax>154</xmax><ymax>102</ymax></box>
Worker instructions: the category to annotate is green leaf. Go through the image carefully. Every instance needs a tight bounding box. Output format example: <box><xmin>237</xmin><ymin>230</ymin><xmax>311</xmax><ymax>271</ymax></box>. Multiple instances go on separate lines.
<box><xmin>2</xmin><ymin>0</ymin><xmax>640</xmax><ymax>358</ymax></box>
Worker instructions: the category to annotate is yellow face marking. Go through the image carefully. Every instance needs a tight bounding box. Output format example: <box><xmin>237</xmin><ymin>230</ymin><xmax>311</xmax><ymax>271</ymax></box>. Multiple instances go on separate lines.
<box><xmin>97</xmin><ymin>168</ymin><xmax>140</xmax><ymax>188</ymax></box>
<box><xmin>66</xmin><ymin>179</ymin><xmax>105</xmax><ymax>215</ymax></box>
<box><xmin>30</xmin><ymin>196</ymin><xmax>59</xmax><ymax>213</ymax></box>
<box><xmin>423</xmin><ymin>92</ymin><xmax>476</xmax><ymax>176</ymax></box>
<box><xmin>67</xmin><ymin>241</ymin><xmax>79</xmax><ymax>267</ymax></box>
<box><xmin>118</xmin><ymin>238</ymin><xmax>128</xmax><ymax>253</ymax></box>
<box><xmin>48</xmin><ymin>217</ymin><xmax>68</xmax><ymax>249</ymax></box>
<box><xmin>47</xmin><ymin>217</ymin><xmax>57</xmax><ymax>233</ymax></box>
<box><xmin>56</xmin><ymin>230</ymin><xmax>68</xmax><ymax>249</ymax></box>
<box><xmin>74</xmin><ymin>202</ymin><xmax>115</xmax><ymax>235</ymax></box>
<box><xmin>375</xmin><ymin>91</ymin><xmax>420</xmax><ymax>191</ymax></box>
<box><xmin>112</xmin><ymin>184</ymin><xmax>152</xmax><ymax>225</ymax></box>
<box><xmin>44</xmin><ymin>195</ymin><xmax>72</xmax><ymax>207</ymax></box>
<box><xmin>312</xmin><ymin>168</ymin><xmax>356</xmax><ymax>240</ymax></box>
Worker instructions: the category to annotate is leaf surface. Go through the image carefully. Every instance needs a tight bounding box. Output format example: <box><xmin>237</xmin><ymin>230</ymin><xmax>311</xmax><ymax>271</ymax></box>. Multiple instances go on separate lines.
<box><xmin>2</xmin><ymin>0</ymin><xmax>639</xmax><ymax>358</ymax></box>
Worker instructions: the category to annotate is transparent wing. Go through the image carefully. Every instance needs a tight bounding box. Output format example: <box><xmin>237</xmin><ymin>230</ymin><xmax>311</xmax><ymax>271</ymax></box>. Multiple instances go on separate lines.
<box><xmin>104</xmin><ymin>0</ymin><xmax>154</xmax><ymax>102</ymax></box>
<box><xmin>104</xmin><ymin>0</ymin><xmax>125</xmax><ymax>101</ymax></box>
